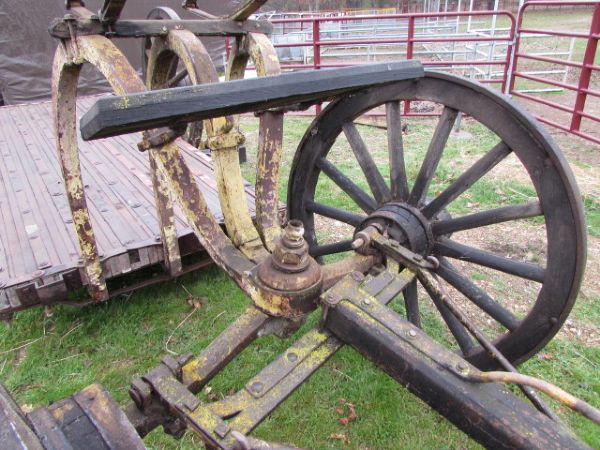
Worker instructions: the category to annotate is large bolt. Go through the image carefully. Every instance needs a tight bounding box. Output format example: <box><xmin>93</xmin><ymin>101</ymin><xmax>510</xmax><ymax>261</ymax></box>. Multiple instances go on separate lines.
<box><xmin>250</xmin><ymin>381</ymin><xmax>264</xmax><ymax>394</ymax></box>
<box><xmin>271</xmin><ymin>221</ymin><xmax>310</xmax><ymax>271</ymax></box>
<box><xmin>351</xmin><ymin>271</ymin><xmax>365</xmax><ymax>282</ymax></box>
<box><xmin>282</xmin><ymin>220</ymin><xmax>304</xmax><ymax>247</ymax></box>
<box><xmin>457</xmin><ymin>361</ymin><xmax>469</xmax><ymax>372</ymax></box>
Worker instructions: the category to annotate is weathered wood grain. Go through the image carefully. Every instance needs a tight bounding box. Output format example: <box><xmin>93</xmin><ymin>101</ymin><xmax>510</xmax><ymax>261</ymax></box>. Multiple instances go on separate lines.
<box><xmin>80</xmin><ymin>61</ymin><xmax>424</xmax><ymax>140</ymax></box>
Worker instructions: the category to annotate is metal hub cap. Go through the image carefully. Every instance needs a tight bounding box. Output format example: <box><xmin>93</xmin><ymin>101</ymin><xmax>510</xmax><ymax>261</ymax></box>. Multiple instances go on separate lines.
<box><xmin>357</xmin><ymin>202</ymin><xmax>434</xmax><ymax>255</ymax></box>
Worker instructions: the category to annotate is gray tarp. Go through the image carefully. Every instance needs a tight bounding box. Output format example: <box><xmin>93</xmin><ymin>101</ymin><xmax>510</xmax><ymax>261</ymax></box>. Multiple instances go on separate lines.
<box><xmin>0</xmin><ymin>1</ymin><xmax>237</xmax><ymax>105</ymax></box>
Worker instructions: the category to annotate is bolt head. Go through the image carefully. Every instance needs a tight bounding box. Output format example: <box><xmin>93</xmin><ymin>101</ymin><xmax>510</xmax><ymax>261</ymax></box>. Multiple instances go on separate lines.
<box><xmin>214</xmin><ymin>423</ymin><xmax>230</xmax><ymax>439</ymax></box>
<box><xmin>363</xmin><ymin>298</ymin><xmax>372</xmax><ymax>306</ymax></box>
<box><xmin>351</xmin><ymin>271</ymin><xmax>365</xmax><ymax>282</ymax></box>
<box><xmin>323</xmin><ymin>293</ymin><xmax>336</xmax><ymax>305</ymax></box>
<box><xmin>250</xmin><ymin>381</ymin><xmax>263</xmax><ymax>394</ymax></box>
<box><xmin>408</xmin><ymin>329</ymin><xmax>417</xmax><ymax>337</ymax></box>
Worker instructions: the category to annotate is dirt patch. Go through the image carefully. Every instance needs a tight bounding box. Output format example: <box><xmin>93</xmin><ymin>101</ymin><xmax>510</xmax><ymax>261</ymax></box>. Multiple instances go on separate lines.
<box><xmin>314</xmin><ymin>215</ymin><xmax>355</xmax><ymax>244</ymax></box>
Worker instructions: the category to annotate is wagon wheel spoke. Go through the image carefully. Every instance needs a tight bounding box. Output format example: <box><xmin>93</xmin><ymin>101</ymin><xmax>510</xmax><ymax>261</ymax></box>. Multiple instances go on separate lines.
<box><xmin>305</xmin><ymin>200</ymin><xmax>366</xmax><ymax>227</ymax></box>
<box><xmin>311</xmin><ymin>240</ymin><xmax>354</xmax><ymax>257</ymax></box>
<box><xmin>435</xmin><ymin>258</ymin><xmax>520</xmax><ymax>331</ymax></box>
<box><xmin>403</xmin><ymin>279</ymin><xmax>421</xmax><ymax>328</ymax></box>
<box><xmin>418</xmin><ymin>272</ymin><xmax>475</xmax><ymax>354</ymax></box>
<box><xmin>432</xmin><ymin>201</ymin><xmax>543</xmax><ymax>236</ymax></box>
<box><xmin>434</xmin><ymin>238</ymin><xmax>546</xmax><ymax>283</ymax></box>
<box><xmin>408</xmin><ymin>106</ymin><xmax>458</xmax><ymax>207</ymax></box>
<box><xmin>386</xmin><ymin>101</ymin><xmax>409</xmax><ymax>201</ymax></box>
<box><xmin>421</xmin><ymin>141</ymin><xmax>512</xmax><ymax>219</ymax></box>
<box><xmin>168</xmin><ymin>68</ymin><xmax>189</xmax><ymax>88</ymax></box>
<box><xmin>316</xmin><ymin>157</ymin><xmax>377</xmax><ymax>212</ymax></box>
<box><xmin>342</xmin><ymin>122</ymin><xmax>391</xmax><ymax>205</ymax></box>
<box><xmin>288</xmin><ymin>74</ymin><xmax>585</xmax><ymax>368</ymax></box>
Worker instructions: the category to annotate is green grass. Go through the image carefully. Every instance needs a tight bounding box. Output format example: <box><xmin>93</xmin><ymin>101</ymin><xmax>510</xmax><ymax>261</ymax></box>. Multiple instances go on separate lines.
<box><xmin>3</xmin><ymin>111</ymin><xmax>599</xmax><ymax>449</ymax></box>
<box><xmin>584</xmin><ymin>195</ymin><xmax>600</xmax><ymax>237</ymax></box>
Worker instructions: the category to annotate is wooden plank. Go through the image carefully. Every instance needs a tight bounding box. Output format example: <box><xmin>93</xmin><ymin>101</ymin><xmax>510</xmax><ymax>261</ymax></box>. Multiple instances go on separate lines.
<box><xmin>0</xmin><ymin>110</ymin><xmax>37</xmax><ymax>276</ymax></box>
<box><xmin>0</xmin><ymin>96</ymin><xmax>267</xmax><ymax>314</ymax></box>
<box><xmin>81</xmin><ymin>61</ymin><xmax>424</xmax><ymax>140</ymax></box>
<box><xmin>20</xmin><ymin>104</ymin><xmax>80</xmax><ymax>264</ymax></box>
<box><xmin>327</xmin><ymin>296</ymin><xmax>589</xmax><ymax>450</ymax></box>
<box><xmin>48</xmin><ymin>18</ymin><xmax>273</xmax><ymax>39</ymax></box>
<box><xmin>12</xmin><ymin>106</ymin><xmax>75</xmax><ymax>269</ymax></box>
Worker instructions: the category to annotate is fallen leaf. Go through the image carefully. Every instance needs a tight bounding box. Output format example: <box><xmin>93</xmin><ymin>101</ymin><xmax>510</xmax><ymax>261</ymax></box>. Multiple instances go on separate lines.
<box><xmin>330</xmin><ymin>433</ymin><xmax>350</xmax><ymax>444</ymax></box>
<box><xmin>347</xmin><ymin>403</ymin><xmax>358</xmax><ymax>422</ymax></box>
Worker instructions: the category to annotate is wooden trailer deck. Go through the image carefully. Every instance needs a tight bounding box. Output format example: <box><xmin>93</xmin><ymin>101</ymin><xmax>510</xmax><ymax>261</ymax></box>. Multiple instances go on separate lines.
<box><xmin>0</xmin><ymin>96</ymin><xmax>261</xmax><ymax>318</ymax></box>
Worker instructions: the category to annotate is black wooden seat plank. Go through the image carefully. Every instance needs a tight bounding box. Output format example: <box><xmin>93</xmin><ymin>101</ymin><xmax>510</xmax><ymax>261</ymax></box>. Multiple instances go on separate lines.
<box><xmin>80</xmin><ymin>61</ymin><xmax>424</xmax><ymax>140</ymax></box>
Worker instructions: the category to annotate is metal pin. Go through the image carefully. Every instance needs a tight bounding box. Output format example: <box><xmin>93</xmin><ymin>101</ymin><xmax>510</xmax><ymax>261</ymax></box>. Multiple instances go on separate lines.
<box><xmin>351</xmin><ymin>237</ymin><xmax>364</xmax><ymax>250</ymax></box>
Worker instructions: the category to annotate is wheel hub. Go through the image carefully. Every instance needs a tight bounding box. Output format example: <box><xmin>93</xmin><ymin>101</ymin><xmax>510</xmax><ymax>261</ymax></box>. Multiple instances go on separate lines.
<box><xmin>357</xmin><ymin>203</ymin><xmax>433</xmax><ymax>255</ymax></box>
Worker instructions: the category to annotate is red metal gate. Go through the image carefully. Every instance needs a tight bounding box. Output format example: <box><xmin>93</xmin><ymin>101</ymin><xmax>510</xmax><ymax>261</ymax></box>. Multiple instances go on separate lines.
<box><xmin>268</xmin><ymin>11</ymin><xmax>516</xmax><ymax>92</ymax></box>
<box><xmin>508</xmin><ymin>1</ymin><xmax>600</xmax><ymax>144</ymax></box>
<box><xmin>226</xmin><ymin>4</ymin><xmax>600</xmax><ymax>144</ymax></box>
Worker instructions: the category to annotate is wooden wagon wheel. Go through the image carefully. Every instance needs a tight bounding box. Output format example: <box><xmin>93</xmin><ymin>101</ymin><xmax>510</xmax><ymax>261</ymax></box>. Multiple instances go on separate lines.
<box><xmin>287</xmin><ymin>72</ymin><xmax>587</xmax><ymax>369</ymax></box>
<box><xmin>141</xmin><ymin>6</ymin><xmax>204</xmax><ymax>148</ymax></box>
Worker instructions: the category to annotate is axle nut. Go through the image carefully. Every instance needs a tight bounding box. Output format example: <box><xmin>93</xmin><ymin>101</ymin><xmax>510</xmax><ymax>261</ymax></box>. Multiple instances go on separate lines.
<box><xmin>255</xmin><ymin>220</ymin><xmax>323</xmax><ymax>317</ymax></box>
<box><xmin>271</xmin><ymin>220</ymin><xmax>310</xmax><ymax>271</ymax></box>
<box><xmin>257</xmin><ymin>221</ymin><xmax>321</xmax><ymax>291</ymax></box>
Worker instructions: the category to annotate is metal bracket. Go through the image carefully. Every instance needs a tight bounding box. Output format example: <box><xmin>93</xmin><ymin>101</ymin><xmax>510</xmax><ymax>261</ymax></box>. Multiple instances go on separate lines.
<box><xmin>138</xmin><ymin>125</ymin><xmax>186</xmax><ymax>152</ymax></box>
<box><xmin>65</xmin><ymin>0</ymin><xmax>85</xmax><ymax>9</ymax></box>
<box><xmin>98</xmin><ymin>0</ymin><xmax>127</xmax><ymax>23</ymax></box>
<box><xmin>208</xmin><ymin>131</ymin><xmax>246</xmax><ymax>151</ymax></box>
<box><xmin>370</xmin><ymin>232</ymin><xmax>439</xmax><ymax>270</ymax></box>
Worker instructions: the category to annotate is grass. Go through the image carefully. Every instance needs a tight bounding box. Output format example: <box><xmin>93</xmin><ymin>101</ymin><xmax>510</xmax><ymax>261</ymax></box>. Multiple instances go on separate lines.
<box><xmin>3</xmin><ymin>111</ymin><xmax>599</xmax><ymax>449</ymax></box>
